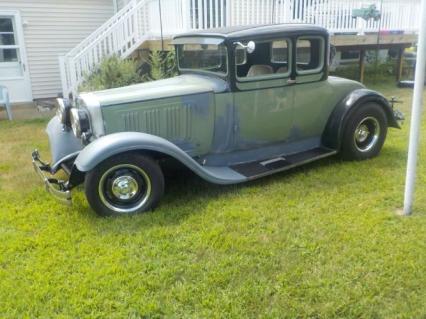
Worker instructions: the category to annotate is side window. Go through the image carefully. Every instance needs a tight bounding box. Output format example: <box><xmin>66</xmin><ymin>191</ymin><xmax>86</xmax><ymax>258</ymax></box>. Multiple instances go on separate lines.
<box><xmin>236</xmin><ymin>39</ymin><xmax>291</xmax><ymax>81</ymax></box>
<box><xmin>296</xmin><ymin>37</ymin><xmax>325</xmax><ymax>74</ymax></box>
<box><xmin>271</xmin><ymin>40</ymin><xmax>289</xmax><ymax>74</ymax></box>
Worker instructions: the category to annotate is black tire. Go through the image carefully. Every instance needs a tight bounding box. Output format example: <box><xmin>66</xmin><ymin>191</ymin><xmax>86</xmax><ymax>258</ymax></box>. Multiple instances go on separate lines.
<box><xmin>341</xmin><ymin>102</ymin><xmax>388</xmax><ymax>161</ymax></box>
<box><xmin>84</xmin><ymin>153</ymin><xmax>164</xmax><ymax>217</ymax></box>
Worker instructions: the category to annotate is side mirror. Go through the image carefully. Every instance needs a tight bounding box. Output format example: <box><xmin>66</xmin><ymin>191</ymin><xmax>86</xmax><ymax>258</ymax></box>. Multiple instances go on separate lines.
<box><xmin>235</xmin><ymin>41</ymin><xmax>256</xmax><ymax>54</ymax></box>
<box><xmin>246</xmin><ymin>41</ymin><xmax>256</xmax><ymax>54</ymax></box>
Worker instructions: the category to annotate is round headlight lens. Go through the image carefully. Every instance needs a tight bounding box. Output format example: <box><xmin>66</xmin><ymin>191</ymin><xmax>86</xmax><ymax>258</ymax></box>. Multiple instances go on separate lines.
<box><xmin>70</xmin><ymin>108</ymin><xmax>90</xmax><ymax>138</ymax></box>
<box><xmin>56</xmin><ymin>98</ymin><xmax>71</xmax><ymax>126</ymax></box>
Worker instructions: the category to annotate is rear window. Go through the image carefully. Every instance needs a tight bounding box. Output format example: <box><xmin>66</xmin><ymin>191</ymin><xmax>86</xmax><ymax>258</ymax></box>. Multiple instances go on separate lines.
<box><xmin>296</xmin><ymin>37</ymin><xmax>325</xmax><ymax>74</ymax></box>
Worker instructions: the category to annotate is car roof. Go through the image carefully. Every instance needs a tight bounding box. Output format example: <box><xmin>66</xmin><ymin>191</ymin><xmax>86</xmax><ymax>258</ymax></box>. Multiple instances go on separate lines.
<box><xmin>173</xmin><ymin>23</ymin><xmax>328</xmax><ymax>41</ymax></box>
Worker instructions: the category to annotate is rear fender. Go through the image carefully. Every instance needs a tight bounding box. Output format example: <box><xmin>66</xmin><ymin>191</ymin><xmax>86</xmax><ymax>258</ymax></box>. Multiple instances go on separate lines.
<box><xmin>322</xmin><ymin>89</ymin><xmax>400</xmax><ymax>150</ymax></box>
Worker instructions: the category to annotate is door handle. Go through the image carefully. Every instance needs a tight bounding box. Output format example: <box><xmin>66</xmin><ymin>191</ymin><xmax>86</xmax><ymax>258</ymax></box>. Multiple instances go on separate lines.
<box><xmin>287</xmin><ymin>79</ymin><xmax>296</xmax><ymax>85</ymax></box>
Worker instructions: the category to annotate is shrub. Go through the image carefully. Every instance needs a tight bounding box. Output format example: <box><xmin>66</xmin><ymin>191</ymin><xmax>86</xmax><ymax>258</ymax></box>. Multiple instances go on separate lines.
<box><xmin>143</xmin><ymin>50</ymin><xmax>177</xmax><ymax>81</ymax></box>
<box><xmin>79</xmin><ymin>55</ymin><xmax>144</xmax><ymax>92</ymax></box>
<box><xmin>79</xmin><ymin>51</ymin><xmax>178</xmax><ymax>92</ymax></box>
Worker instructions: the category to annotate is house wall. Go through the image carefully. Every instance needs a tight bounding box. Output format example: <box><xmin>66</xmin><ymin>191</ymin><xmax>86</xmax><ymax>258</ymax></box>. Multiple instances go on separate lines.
<box><xmin>0</xmin><ymin>0</ymin><xmax>114</xmax><ymax>100</ymax></box>
<box><xmin>117</xmin><ymin>0</ymin><xmax>131</xmax><ymax>11</ymax></box>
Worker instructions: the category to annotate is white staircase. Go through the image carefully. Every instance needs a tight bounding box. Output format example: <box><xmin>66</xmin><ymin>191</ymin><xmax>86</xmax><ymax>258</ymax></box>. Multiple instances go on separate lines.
<box><xmin>59</xmin><ymin>0</ymin><xmax>421</xmax><ymax>99</ymax></box>
<box><xmin>59</xmin><ymin>0</ymin><xmax>154</xmax><ymax>98</ymax></box>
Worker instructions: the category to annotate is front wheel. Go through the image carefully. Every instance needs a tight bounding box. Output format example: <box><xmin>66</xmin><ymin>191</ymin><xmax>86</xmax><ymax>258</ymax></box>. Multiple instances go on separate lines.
<box><xmin>341</xmin><ymin>102</ymin><xmax>388</xmax><ymax>160</ymax></box>
<box><xmin>84</xmin><ymin>153</ymin><xmax>164</xmax><ymax>216</ymax></box>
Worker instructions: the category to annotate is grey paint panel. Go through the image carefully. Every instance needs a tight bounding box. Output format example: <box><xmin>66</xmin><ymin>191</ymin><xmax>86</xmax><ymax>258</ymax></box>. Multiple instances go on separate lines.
<box><xmin>90</xmin><ymin>74</ymin><xmax>229</xmax><ymax>107</ymax></box>
<box><xmin>102</xmin><ymin>92</ymin><xmax>216</xmax><ymax>156</ymax></box>
<box><xmin>203</xmin><ymin>137</ymin><xmax>321</xmax><ymax>166</ymax></box>
<box><xmin>74</xmin><ymin>132</ymin><xmax>247</xmax><ymax>185</ymax></box>
<box><xmin>46</xmin><ymin>116</ymin><xmax>83</xmax><ymax>171</ymax></box>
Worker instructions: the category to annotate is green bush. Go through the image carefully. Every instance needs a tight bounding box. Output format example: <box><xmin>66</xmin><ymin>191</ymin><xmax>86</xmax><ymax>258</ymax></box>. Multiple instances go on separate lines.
<box><xmin>79</xmin><ymin>55</ymin><xmax>144</xmax><ymax>92</ymax></box>
<box><xmin>79</xmin><ymin>51</ymin><xmax>178</xmax><ymax>92</ymax></box>
<box><xmin>143</xmin><ymin>50</ymin><xmax>177</xmax><ymax>81</ymax></box>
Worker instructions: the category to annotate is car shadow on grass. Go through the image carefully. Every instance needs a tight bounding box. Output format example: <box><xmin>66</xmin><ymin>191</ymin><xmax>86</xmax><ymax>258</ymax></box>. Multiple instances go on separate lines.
<box><xmin>70</xmin><ymin>158</ymin><xmax>340</xmax><ymax>227</ymax></box>
<box><xmin>69</xmin><ymin>145</ymin><xmax>407</xmax><ymax>231</ymax></box>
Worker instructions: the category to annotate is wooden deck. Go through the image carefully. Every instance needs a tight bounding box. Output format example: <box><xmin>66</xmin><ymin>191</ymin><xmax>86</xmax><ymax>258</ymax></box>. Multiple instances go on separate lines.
<box><xmin>331</xmin><ymin>33</ymin><xmax>416</xmax><ymax>49</ymax></box>
<box><xmin>332</xmin><ymin>33</ymin><xmax>417</xmax><ymax>82</ymax></box>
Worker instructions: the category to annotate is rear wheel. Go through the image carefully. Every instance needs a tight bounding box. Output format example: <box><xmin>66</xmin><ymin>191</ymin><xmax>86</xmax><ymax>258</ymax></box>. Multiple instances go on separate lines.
<box><xmin>85</xmin><ymin>153</ymin><xmax>164</xmax><ymax>216</ymax></box>
<box><xmin>341</xmin><ymin>103</ymin><xmax>388</xmax><ymax>160</ymax></box>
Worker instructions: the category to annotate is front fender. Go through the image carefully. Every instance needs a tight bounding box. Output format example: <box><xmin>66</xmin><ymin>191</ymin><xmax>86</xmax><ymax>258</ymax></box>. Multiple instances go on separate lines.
<box><xmin>322</xmin><ymin>89</ymin><xmax>400</xmax><ymax>150</ymax></box>
<box><xmin>74</xmin><ymin>132</ymin><xmax>246</xmax><ymax>185</ymax></box>
<box><xmin>46</xmin><ymin>116</ymin><xmax>83</xmax><ymax>173</ymax></box>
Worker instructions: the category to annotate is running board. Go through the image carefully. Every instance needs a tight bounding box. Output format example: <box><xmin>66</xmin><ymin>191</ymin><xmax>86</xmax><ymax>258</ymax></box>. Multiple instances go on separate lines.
<box><xmin>230</xmin><ymin>147</ymin><xmax>337</xmax><ymax>179</ymax></box>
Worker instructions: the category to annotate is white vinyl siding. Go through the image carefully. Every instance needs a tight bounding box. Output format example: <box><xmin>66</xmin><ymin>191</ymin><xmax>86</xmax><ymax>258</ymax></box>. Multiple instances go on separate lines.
<box><xmin>0</xmin><ymin>0</ymin><xmax>114</xmax><ymax>99</ymax></box>
<box><xmin>117</xmin><ymin>0</ymin><xmax>131</xmax><ymax>11</ymax></box>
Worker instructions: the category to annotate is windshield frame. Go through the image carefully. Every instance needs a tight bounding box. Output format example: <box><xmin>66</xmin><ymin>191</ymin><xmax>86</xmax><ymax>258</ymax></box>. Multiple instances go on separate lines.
<box><xmin>174</xmin><ymin>37</ymin><xmax>229</xmax><ymax>77</ymax></box>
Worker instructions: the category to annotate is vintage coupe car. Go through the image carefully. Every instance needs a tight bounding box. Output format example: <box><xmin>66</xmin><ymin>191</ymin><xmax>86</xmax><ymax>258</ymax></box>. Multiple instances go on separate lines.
<box><xmin>32</xmin><ymin>24</ymin><xmax>403</xmax><ymax>216</ymax></box>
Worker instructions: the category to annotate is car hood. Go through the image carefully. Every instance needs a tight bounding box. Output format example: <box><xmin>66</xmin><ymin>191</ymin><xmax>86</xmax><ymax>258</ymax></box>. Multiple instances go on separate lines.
<box><xmin>83</xmin><ymin>74</ymin><xmax>229</xmax><ymax>107</ymax></box>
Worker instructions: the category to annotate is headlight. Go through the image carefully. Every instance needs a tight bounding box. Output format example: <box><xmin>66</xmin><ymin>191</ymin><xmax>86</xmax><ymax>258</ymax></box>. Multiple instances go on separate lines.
<box><xmin>56</xmin><ymin>98</ymin><xmax>71</xmax><ymax>126</ymax></box>
<box><xmin>70</xmin><ymin>108</ymin><xmax>90</xmax><ymax>138</ymax></box>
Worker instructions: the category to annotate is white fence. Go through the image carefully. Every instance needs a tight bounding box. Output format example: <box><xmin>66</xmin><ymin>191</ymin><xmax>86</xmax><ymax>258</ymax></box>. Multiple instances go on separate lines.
<box><xmin>60</xmin><ymin>0</ymin><xmax>421</xmax><ymax>98</ymax></box>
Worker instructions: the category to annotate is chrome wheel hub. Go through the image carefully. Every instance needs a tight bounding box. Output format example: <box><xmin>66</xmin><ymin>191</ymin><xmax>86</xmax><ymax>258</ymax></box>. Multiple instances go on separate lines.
<box><xmin>355</xmin><ymin>124</ymin><xmax>370</xmax><ymax>143</ymax></box>
<box><xmin>98</xmin><ymin>164</ymin><xmax>152</xmax><ymax>214</ymax></box>
<box><xmin>354</xmin><ymin>116</ymin><xmax>380</xmax><ymax>152</ymax></box>
<box><xmin>111</xmin><ymin>175</ymin><xmax>139</xmax><ymax>200</ymax></box>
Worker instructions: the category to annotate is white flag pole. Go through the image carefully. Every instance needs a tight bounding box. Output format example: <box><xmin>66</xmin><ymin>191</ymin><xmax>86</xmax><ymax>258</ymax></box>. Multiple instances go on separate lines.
<box><xmin>402</xmin><ymin>0</ymin><xmax>426</xmax><ymax>215</ymax></box>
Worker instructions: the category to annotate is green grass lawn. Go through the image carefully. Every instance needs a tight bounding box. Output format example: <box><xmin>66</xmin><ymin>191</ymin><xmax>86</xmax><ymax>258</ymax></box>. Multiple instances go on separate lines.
<box><xmin>0</xmin><ymin>80</ymin><xmax>425</xmax><ymax>318</ymax></box>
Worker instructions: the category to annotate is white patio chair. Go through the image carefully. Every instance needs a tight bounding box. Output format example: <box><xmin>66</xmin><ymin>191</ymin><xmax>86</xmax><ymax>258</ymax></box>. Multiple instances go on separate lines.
<box><xmin>0</xmin><ymin>86</ymin><xmax>12</xmax><ymax>120</ymax></box>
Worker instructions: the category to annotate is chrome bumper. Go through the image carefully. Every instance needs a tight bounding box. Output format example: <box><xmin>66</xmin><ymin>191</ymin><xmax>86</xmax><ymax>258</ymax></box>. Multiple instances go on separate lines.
<box><xmin>32</xmin><ymin>149</ymin><xmax>72</xmax><ymax>204</ymax></box>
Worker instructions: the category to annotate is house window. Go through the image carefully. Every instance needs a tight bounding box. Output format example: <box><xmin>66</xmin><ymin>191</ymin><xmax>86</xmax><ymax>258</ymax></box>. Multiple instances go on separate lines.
<box><xmin>296</xmin><ymin>36</ymin><xmax>325</xmax><ymax>74</ymax></box>
<box><xmin>0</xmin><ymin>48</ymin><xmax>17</xmax><ymax>62</ymax></box>
<box><xmin>0</xmin><ymin>17</ymin><xmax>19</xmax><ymax>62</ymax></box>
<box><xmin>341</xmin><ymin>50</ymin><xmax>360</xmax><ymax>60</ymax></box>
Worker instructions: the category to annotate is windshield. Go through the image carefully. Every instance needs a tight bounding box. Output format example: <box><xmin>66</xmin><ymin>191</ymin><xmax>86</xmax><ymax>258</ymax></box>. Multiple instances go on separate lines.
<box><xmin>177</xmin><ymin>43</ymin><xmax>228</xmax><ymax>75</ymax></box>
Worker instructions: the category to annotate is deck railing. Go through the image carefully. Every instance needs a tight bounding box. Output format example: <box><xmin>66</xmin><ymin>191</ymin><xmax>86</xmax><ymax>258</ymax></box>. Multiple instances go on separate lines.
<box><xmin>59</xmin><ymin>0</ymin><xmax>421</xmax><ymax>98</ymax></box>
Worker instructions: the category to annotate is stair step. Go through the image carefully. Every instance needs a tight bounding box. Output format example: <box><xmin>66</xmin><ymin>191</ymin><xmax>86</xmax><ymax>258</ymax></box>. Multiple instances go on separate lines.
<box><xmin>230</xmin><ymin>147</ymin><xmax>336</xmax><ymax>178</ymax></box>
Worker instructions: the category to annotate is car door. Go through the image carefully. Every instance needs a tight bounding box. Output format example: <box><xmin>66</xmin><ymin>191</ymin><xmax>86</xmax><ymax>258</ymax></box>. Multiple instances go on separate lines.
<box><xmin>233</xmin><ymin>38</ymin><xmax>295</xmax><ymax>151</ymax></box>
<box><xmin>291</xmin><ymin>35</ymin><xmax>336</xmax><ymax>141</ymax></box>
